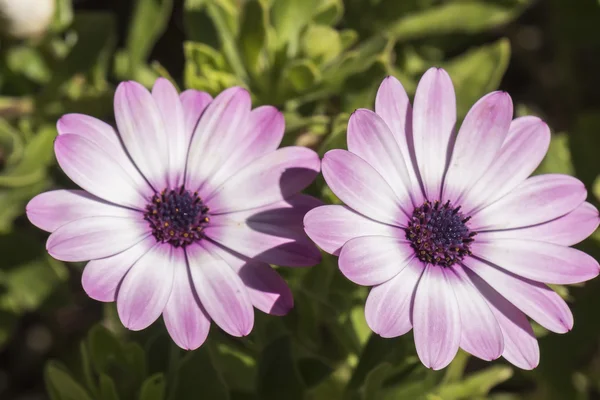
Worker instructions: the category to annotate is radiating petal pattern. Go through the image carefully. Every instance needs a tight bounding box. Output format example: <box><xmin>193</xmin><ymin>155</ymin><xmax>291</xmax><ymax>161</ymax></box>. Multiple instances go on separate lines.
<box><xmin>413</xmin><ymin>265</ymin><xmax>461</xmax><ymax>370</ymax></box>
<box><xmin>412</xmin><ymin>68</ymin><xmax>456</xmax><ymax>201</ymax></box>
<box><xmin>27</xmin><ymin>190</ymin><xmax>138</xmax><ymax>233</ymax></box>
<box><xmin>303</xmin><ymin>205</ymin><xmax>404</xmax><ymax>256</ymax></box>
<box><xmin>365</xmin><ymin>258</ymin><xmax>423</xmax><ymax>338</ymax></box>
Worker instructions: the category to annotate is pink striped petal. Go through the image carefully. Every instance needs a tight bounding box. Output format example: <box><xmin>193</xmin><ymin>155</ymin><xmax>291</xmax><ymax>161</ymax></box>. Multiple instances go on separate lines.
<box><xmin>186</xmin><ymin>244</ymin><xmax>254</xmax><ymax>337</ymax></box>
<box><xmin>185</xmin><ymin>87</ymin><xmax>251</xmax><ymax>193</ymax></box>
<box><xmin>115</xmin><ymin>81</ymin><xmax>169</xmax><ymax>190</ymax></box>
<box><xmin>477</xmin><ymin>202</ymin><xmax>599</xmax><ymax>246</ymax></box>
<box><xmin>163</xmin><ymin>254</ymin><xmax>211</xmax><ymax>350</ymax></box>
<box><xmin>46</xmin><ymin>216</ymin><xmax>150</xmax><ymax>262</ymax></box>
<box><xmin>205</xmin><ymin>196</ymin><xmax>321</xmax><ymax>267</ymax></box>
<box><xmin>57</xmin><ymin>114</ymin><xmax>151</xmax><ymax>194</ymax></box>
<box><xmin>202</xmin><ymin>106</ymin><xmax>285</xmax><ymax>196</ymax></box>
<box><xmin>466</xmin><ymin>269</ymin><xmax>539</xmax><ymax>370</ymax></box>
<box><xmin>347</xmin><ymin>109</ymin><xmax>414</xmax><ymax>211</ymax></box>
<box><xmin>472</xmin><ymin>239</ymin><xmax>599</xmax><ymax>284</ymax></box>
<box><xmin>203</xmin><ymin>241</ymin><xmax>293</xmax><ymax>316</ymax></box>
<box><xmin>412</xmin><ymin>68</ymin><xmax>456</xmax><ymax>201</ymax></box>
<box><xmin>152</xmin><ymin>78</ymin><xmax>187</xmax><ymax>188</ymax></box>
<box><xmin>54</xmin><ymin>134</ymin><xmax>150</xmax><ymax>209</ymax></box>
<box><xmin>365</xmin><ymin>258</ymin><xmax>424</xmax><ymax>338</ymax></box>
<box><xmin>82</xmin><ymin>236</ymin><xmax>155</xmax><ymax>302</ymax></box>
<box><xmin>207</xmin><ymin>146</ymin><xmax>320</xmax><ymax>214</ymax></box>
<box><xmin>443</xmin><ymin>92</ymin><xmax>513</xmax><ymax>204</ymax></box>
<box><xmin>303</xmin><ymin>205</ymin><xmax>405</xmax><ymax>256</ymax></box>
<box><xmin>180</xmin><ymin>89</ymin><xmax>212</xmax><ymax>139</ymax></box>
<box><xmin>26</xmin><ymin>190</ymin><xmax>137</xmax><ymax>233</ymax></box>
<box><xmin>413</xmin><ymin>265</ymin><xmax>461</xmax><ymax>370</ymax></box>
<box><xmin>448</xmin><ymin>265</ymin><xmax>503</xmax><ymax>361</ymax></box>
<box><xmin>117</xmin><ymin>243</ymin><xmax>176</xmax><ymax>331</ymax></box>
<box><xmin>470</xmin><ymin>174</ymin><xmax>586</xmax><ymax>231</ymax></box>
<box><xmin>375</xmin><ymin>76</ymin><xmax>424</xmax><ymax>204</ymax></box>
<box><xmin>463</xmin><ymin>257</ymin><xmax>572</xmax><ymax>333</ymax></box>
<box><xmin>464</xmin><ymin>117</ymin><xmax>550</xmax><ymax>214</ymax></box>
<box><xmin>339</xmin><ymin>236</ymin><xmax>414</xmax><ymax>286</ymax></box>
<box><xmin>322</xmin><ymin>150</ymin><xmax>406</xmax><ymax>225</ymax></box>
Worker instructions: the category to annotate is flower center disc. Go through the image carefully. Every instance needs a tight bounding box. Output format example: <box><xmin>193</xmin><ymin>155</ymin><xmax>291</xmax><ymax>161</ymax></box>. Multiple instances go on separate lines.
<box><xmin>144</xmin><ymin>187</ymin><xmax>209</xmax><ymax>247</ymax></box>
<box><xmin>405</xmin><ymin>200</ymin><xmax>476</xmax><ymax>267</ymax></box>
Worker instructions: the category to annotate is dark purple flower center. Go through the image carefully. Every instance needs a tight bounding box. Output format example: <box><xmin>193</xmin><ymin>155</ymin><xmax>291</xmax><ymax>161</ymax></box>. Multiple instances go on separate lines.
<box><xmin>144</xmin><ymin>187</ymin><xmax>209</xmax><ymax>247</ymax></box>
<box><xmin>405</xmin><ymin>200</ymin><xmax>476</xmax><ymax>267</ymax></box>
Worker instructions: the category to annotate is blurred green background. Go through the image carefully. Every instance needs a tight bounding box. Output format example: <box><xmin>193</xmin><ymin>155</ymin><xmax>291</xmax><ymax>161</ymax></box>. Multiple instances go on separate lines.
<box><xmin>0</xmin><ymin>0</ymin><xmax>599</xmax><ymax>399</ymax></box>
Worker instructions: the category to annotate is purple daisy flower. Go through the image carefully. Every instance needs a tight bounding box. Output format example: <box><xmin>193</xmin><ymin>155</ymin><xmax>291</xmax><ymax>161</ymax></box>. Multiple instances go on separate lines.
<box><xmin>26</xmin><ymin>78</ymin><xmax>322</xmax><ymax>350</ymax></box>
<box><xmin>304</xmin><ymin>68</ymin><xmax>600</xmax><ymax>370</ymax></box>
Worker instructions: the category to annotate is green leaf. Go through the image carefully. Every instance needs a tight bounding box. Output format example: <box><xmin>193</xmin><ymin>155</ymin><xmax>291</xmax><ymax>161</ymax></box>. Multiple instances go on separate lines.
<box><xmin>313</xmin><ymin>0</ymin><xmax>344</xmax><ymax>26</ymax></box>
<box><xmin>571</xmin><ymin>112</ymin><xmax>600</xmax><ymax>188</ymax></box>
<box><xmin>283</xmin><ymin>60</ymin><xmax>321</xmax><ymax>92</ymax></box>
<box><xmin>257</xmin><ymin>336</ymin><xmax>305</xmax><ymax>400</ymax></box>
<box><xmin>45</xmin><ymin>361</ymin><xmax>93</xmax><ymax>400</ymax></box>
<box><xmin>126</xmin><ymin>0</ymin><xmax>174</xmax><ymax>76</ymax></box>
<box><xmin>445</xmin><ymin>38</ymin><xmax>511</xmax><ymax>117</ymax></box>
<box><xmin>389</xmin><ymin>1</ymin><xmax>529</xmax><ymax>41</ymax></box>
<box><xmin>0</xmin><ymin>182</ymin><xmax>49</xmax><ymax>233</ymax></box>
<box><xmin>239</xmin><ymin>0</ymin><xmax>267</xmax><ymax>78</ymax></box>
<box><xmin>0</xmin><ymin>126</ymin><xmax>56</xmax><ymax>187</ymax></box>
<box><xmin>42</xmin><ymin>12</ymin><xmax>116</xmax><ymax>96</ymax></box>
<box><xmin>51</xmin><ymin>0</ymin><xmax>74</xmax><ymax>32</ymax></box>
<box><xmin>138</xmin><ymin>373</ymin><xmax>166</xmax><ymax>400</ymax></box>
<box><xmin>0</xmin><ymin>311</ymin><xmax>17</xmax><ymax>349</ymax></box>
<box><xmin>536</xmin><ymin>133</ymin><xmax>575</xmax><ymax>176</ymax></box>
<box><xmin>5</xmin><ymin>46</ymin><xmax>51</xmax><ymax>84</ymax></box>
<box><xmin>302</xmin><ymin>25</ymin><xmax>342</xmax><ymax>64</ymax></box>
<box><xmin>79</xmin><ymin>343</ymin><xmax>98</xmax><ymax>398</ymax></box>
<box><xmin>340</xmin><ymin>30</ymin><xmax>359</xmax><ymax>51</ymax></box>
<box><xmin>436</xmin><ymin>366</ymin><xmax>513</xmax><ymax>399</ymax></box>
<box><xmin>271</xmin><ymin>0</ymin><xmax>318</xmax><ymax>55</ymax></box>
<box><xmin>298</xmin><ymin>358</ymin><xmax>333</xmax><ymax>388</ymax></box>
<box><xmin>88</xmin><ymin>325</ymin><xmax>127</xmax><ymax>375</ymax></box>
<box><xmin>212</xmin><ymin>342</ymin><xmax>257</xmax><ymax>393</ymax></box>
<box><xmin>363</xmin><ymin>363</ymin><xmax>393</xmax><ymax>400</ymax></box>
<box><xmin>0</xmin><ymin>236</ymin><xmax>67</xmax><ymax>311</ymax></box>
<box><xmin>172</xmin><ymin>345</ymin><xmax>230</xmax><ymax>400</ymax></box>
<box><xmin>0</xmin><ymin>118</ymin><xmax>24</xmax><ymax>166</ymax></box>
<box><xmin>323</xmin><ymin>36</ymin><xmax>387</xmax><ymax>87</ymax></box>
<box><xmin>205</xmin><ymin>0</ymin><xmax>248</xmax><ymax>81</ymax></box>
<box><xmin>99</xmin><ymin>374</ymin><xmax>120</xmax><ymax>400</ymax></box>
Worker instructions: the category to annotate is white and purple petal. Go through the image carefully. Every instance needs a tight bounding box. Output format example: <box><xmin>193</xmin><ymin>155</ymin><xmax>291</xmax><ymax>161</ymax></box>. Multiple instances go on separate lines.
<box><xmin>114</xmin><ymin>81</ymin><xmax>170</xmax><ymax>190</ymax></box>
<box><xmin>338</xmin><ymin>236</ymin><xmax>414</xmax><ymax>286</ymax></box>
<box><xmin>375</xmin><ymin>75</ymin><xmax>424</xmax><ymax>205</ymax></box>
<box><xmin>82</xmin><ymin>236</ymin><xmax>156</xmax><ymax>302</ymax></box>
<box><xmin>412</xmin><ymin>264</ymin><xmax>461</xmax><ymax>370</ymax></box>
<box><xmin>163</xmin><ymin>254</ymin><xmax>211</xmax><ymax>350</ymax></box>
<box><xmin>347</xmin><ymin>109</ymin><xmax>414</xmax><ymax>211</ymax></box>
<box><xmin>470</xmin><ymin>174</ymin><xmax>587</xmax><ymax>231</ymax></box>
<box><xmin>46</xmin><ymin>215</ymin><xmax>150</xmax><ymax>262</ymax></box>
<box><xmin>27</xmin><ymin>190</ymin><xmax>137</xmax><ymax>233</ymax></box>
<box><xmin>54</xmin><ymin>134</ymin><xmax>150</xmax><ymax>209</ymax></box>
<box><xmin>443</xmin><ymin>91</ymin><xmax>513</xmax><ymax>204</ymax></box>
<box><xmin>412</xmin><ymin>68</ymin><xmax>456</xmax><ymax>201</ymax></box>
<box><xmin>463</xmin><ymin>257</ymin><xmax>573</xmax><ymax>333</ymax></box>
<box><xmin>186</xmin><ymin>243</ymin><xmax>254</xmax><ymax>337</ymax></box>
<box><xmin>303</xmin><ymin>205</ymin><xmax>404</xmax><ymax>256</ymax></box>
<box><xmin>117</xmin><ymin>243</ymin><xmax>176</xmax><ymax>331</ymax></box>
<box><xmin>365</xmin><ymin>258</ymin><xmax>424</xmax><ymax>338</ymax></box>
<box><xmin>472</xmin><ymin>239</ymin><xmax>599</xmax><ymax>285</ymax></box>
<box><xmin>207</xmin><ymin>146</ymin><xmax>320</xmax><ymax>214</ymax></box>
<box><xmin>321</xmin><ymin>150</ymin><xmax>407</xmax><ymax>226</ymax></box>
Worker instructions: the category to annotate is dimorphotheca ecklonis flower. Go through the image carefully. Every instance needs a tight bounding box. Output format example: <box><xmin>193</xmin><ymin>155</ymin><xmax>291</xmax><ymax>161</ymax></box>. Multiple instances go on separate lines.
<box><xmin>304</xmin><ymin>68</ymin><xmax>600</xmax><ymax>370</ymax></box>
<box><xmin>27</xmin><ymin>79</ymin><xmax>322</xmax><ymax>349</ymax></box>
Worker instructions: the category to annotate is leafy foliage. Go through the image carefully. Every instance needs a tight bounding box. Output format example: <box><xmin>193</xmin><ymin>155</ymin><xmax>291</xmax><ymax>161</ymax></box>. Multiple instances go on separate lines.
<box><xmin>0</xmin><ymin>0</ymin><xmax>598</xmax><ymax>399</ymax></box>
